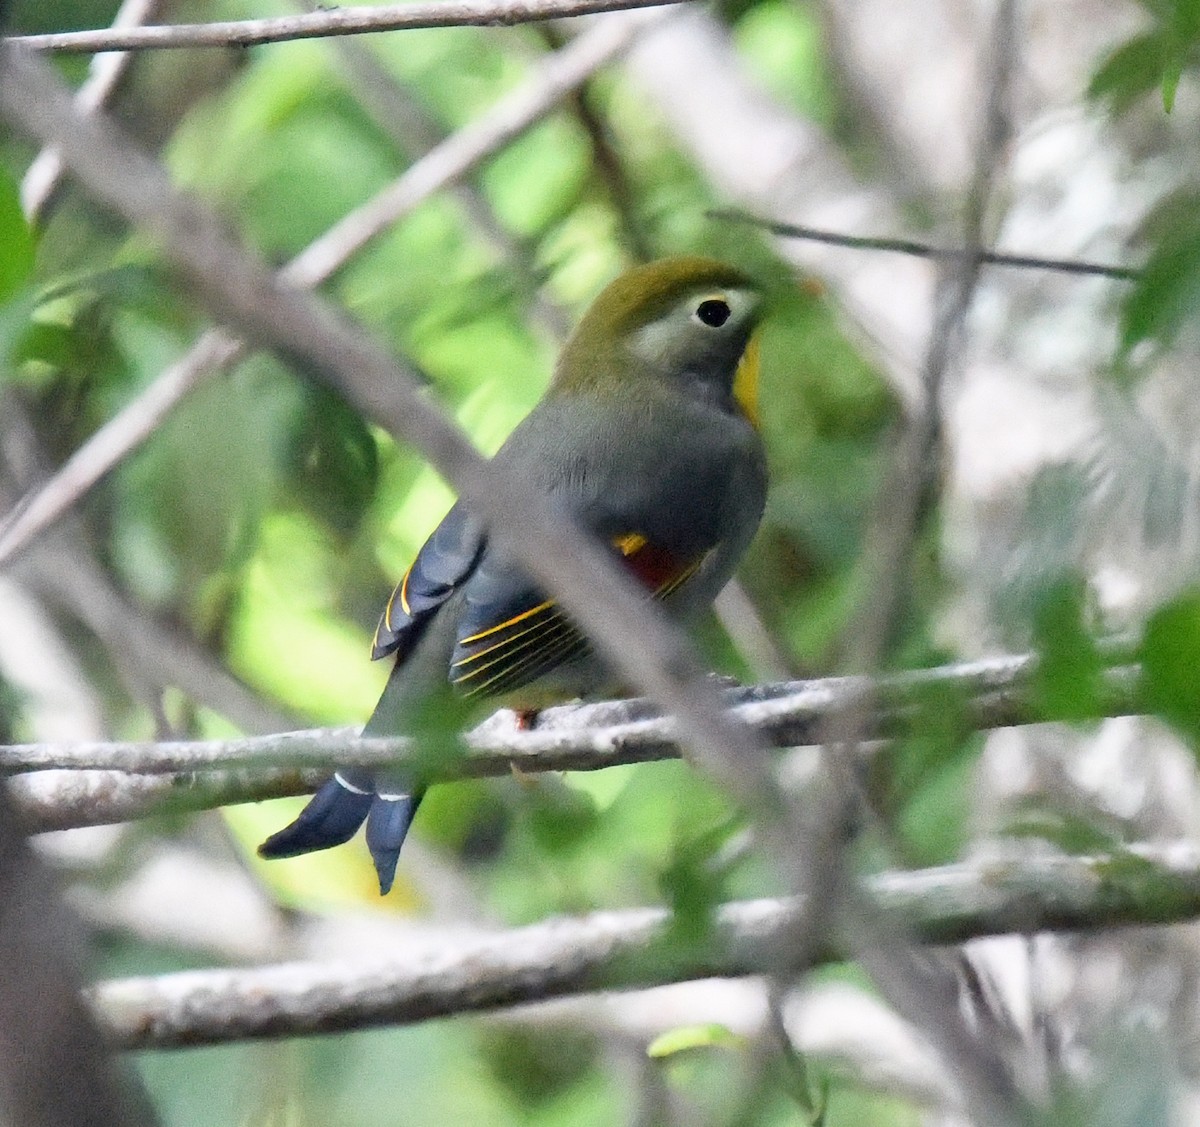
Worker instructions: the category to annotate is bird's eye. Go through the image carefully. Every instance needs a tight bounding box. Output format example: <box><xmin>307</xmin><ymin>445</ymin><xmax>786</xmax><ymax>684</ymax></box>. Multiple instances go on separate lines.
<box><xmin>695</xmin><ymin>298</ymin><xmax>731</xmax><ymax>327</ymax></box>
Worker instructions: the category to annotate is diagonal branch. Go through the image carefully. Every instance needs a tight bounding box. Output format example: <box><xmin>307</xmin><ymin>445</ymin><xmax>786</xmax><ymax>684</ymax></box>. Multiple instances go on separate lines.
<box><xmin>90</xmin><ymin>841</ymin><xmax>1200</xmax><ymax>1050</ymax></box>
<box><xmin>0</xmin><ymin>15</ymin><xmax>661</xmax><ymax>569</ymax></box>
<box><xmin>7</xmin><ymin>0</ymin><xmax>690</xmax><ymax>53</ymax></box>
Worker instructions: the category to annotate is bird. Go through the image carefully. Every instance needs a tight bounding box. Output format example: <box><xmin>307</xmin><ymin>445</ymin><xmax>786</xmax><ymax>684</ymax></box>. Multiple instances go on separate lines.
<box><xmin>258</xmin><ymin>256</ymin><xmax>769</xmax><ymax>894</ymax></box>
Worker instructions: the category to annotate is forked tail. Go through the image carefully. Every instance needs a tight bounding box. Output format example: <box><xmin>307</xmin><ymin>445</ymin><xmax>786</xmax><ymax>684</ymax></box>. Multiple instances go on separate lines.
<box><xmin>257</xmin><ymin>769</ymin><xmax>421</xmax><ymax>894</ymax></box>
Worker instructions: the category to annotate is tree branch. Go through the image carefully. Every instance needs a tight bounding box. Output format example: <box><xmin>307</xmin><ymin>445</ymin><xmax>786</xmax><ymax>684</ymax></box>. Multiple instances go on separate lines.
<box><xmin>0</xmin><ymin>653</ymin><xmax>1142</xmax><ymax>777</ymax></box>
<box><xmin>6</xmin><ymin>0</ymin><xmax>689</xmax><ymax>53</ymax></box>
<box><xmin>9</xmin><ymin>766</ymin><xmax>323</xmax><ymax>834</ymax></box>
<box><xmin>3</xmin><ymin>653</ymin><xmax>1145</xmax><ymax>833</ymax></box>
<box><xmin>0</xmin><ymin>16</ymin><xmax>659</xmax><ymax>569</ymax></box>
<box><xmin>90</xmin><ymin>841</ymin><xmax>1200</xmax><ymax>1050</ymax></box>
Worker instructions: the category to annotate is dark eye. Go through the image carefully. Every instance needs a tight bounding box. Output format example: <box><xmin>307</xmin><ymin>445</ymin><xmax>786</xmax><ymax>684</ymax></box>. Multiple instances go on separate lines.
<box><xmin>695</xmin><ymin>298</ymin><xmax>731</xmax><ymax>327</ymax></box>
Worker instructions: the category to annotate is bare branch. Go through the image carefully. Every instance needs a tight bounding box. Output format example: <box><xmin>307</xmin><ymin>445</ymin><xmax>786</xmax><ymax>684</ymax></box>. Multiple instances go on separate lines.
<box><xmin>21</xmin><ymin>0</ymin><xmax>166</xmax><ymax>223</ymax></box>
<box><xmin>10</xmin><ymin>766</ymin><xmax>322</xmax><ymax>834</ymax></box>
<box><xmin>5</xmin><ymin>654</ymin><xmax>1145</xmax><ymax>834</ymax></box>
<box><xmin>708</xmin><ymin>209</ymin><xmax>1140</xmax><ymax>281</ymax></box>
<box><xmin>90</xmin><ymin>841</ymin><xmax>1200</xmax><ymax>1050</ymax></box>
<box><xmin>0</xmin><ymin>653</ymin><xmax>1142</xmax><ymax>778</ymax></box>
<box><xmin>0</xmin><ymin>17</ymin><xmax>656</xmax><ymax>569</ymax></box>
<box><xmin>7</xmin><ymin>0</ymin><xmax>689</xmax><ymax>54</ymax></box>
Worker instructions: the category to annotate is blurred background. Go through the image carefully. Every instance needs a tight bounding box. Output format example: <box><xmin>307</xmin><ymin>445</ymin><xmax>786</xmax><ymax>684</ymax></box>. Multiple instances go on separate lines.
<box><xmin>3</xmin><ymin>0</ymin><xmax>1200</xmax><ymax>1123</ymax></box>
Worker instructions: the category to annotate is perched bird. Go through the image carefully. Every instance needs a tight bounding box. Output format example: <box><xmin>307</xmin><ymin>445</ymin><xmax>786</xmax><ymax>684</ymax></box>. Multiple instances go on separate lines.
<box><xmin>258</xmin><ymin>256</ymin><xmax>768</xmax><ymax>893</ymax></box>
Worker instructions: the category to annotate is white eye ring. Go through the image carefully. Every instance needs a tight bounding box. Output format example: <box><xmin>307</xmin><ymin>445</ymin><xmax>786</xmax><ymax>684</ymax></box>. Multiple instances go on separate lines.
<box><xmin>695</xmin><ymin>297</ymin><xmax>731</xmax><ymax>328</ymax></box>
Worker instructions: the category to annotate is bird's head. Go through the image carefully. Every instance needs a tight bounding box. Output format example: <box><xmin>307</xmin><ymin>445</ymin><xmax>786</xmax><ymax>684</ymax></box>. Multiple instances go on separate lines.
<box><xmin>552</xmin><ymin>256</ymin><xmax>764</xmax><ymax>426</ymax></box>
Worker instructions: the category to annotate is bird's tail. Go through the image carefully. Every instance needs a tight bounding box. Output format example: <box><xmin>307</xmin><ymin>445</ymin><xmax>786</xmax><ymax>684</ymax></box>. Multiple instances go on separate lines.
<box><xmin>257</xmin><ymin>768</ymin><xmax>421</xmax><ymax>895</ymax></box>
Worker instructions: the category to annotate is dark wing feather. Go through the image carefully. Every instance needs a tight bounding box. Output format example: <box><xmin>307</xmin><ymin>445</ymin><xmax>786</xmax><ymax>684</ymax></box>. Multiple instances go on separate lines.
<box><xmin>372</xmin><ymin>502</ymin><xmax>486</xmax><ymax>661</ymax></box>
<box><xmin>449</xmin><ymin>534</ymin><xmax>710</xmax><ymax>699</ymax></box>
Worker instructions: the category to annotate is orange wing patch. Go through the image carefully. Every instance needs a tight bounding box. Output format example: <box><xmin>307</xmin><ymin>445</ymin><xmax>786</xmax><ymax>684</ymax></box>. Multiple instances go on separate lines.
<box><xmin>448</xmin><ymin>533</ymin><xmax>710</xmax><ymax>699</ymax></box>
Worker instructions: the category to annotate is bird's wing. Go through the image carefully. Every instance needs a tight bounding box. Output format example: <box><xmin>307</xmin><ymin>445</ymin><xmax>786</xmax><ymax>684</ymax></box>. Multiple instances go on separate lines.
<box><xmin>448</xmin><ymin>531</ymin><xmax>709</xmax><ymax>699</ymax></box>
<box><xmin>371</xmin><ymin>502</ymin><xmax>486</xmax><ymax>662</ymax></box>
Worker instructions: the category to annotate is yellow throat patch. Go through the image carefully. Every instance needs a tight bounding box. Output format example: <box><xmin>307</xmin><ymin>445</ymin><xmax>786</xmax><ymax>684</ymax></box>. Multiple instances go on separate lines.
<box><xmin>733</xmin><ymin>331</ymin><xmax>761</xmax><ymax>429</ymax></box>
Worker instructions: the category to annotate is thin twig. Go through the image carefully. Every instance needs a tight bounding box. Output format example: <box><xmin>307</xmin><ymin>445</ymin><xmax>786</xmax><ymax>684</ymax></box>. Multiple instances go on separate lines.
<box><xmin>7</xmin><ymin>0</ymin><xmax>689</xmax><ymax>53</ymax></box>
<box><xmin>21</xmin><ymin>0</ymin><xmax>165</xmax><ymax>223</ymax></box>
<box><xmin>0</xmin><ymin>16</ymin><xmax>655</xmax><ymax>569</ymax></box>
<box><xmin>90</xmin><ymin>841</ymin><xmax>1200</xmax><ymax>1050</ymax></box>
<box><xmin>708</xmin><ymin>210</ymin><xmax>1139</xmax><ymax>282</ymax></box>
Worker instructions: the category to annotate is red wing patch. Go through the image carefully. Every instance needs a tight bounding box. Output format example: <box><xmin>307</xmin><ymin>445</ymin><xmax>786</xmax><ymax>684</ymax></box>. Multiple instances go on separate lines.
<box><xmin>614</xmin><ymin>533</ymin><xmax>705</xmax><ymax>595</ymax></box>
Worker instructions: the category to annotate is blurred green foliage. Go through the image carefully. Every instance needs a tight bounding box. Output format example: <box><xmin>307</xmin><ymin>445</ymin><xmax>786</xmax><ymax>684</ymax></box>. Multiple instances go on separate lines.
<box><xmin>0</xmin><ymin>168</ymin><xmax>34</xmax><ymax>303</ymax></box>
<box><xmin>1118</xmin><ymin>189</ymin><xmax>1200</xmax><ymax>356</ymax></box>
<box><xmin>1089</xmin><ymin>2</ymin><xmax>1200</xmax><ymax>364</ymax></box>
<box><xmin>1141</xmin><ymin>588</ymin><xmax>1200</xmax><ymax>743</ymax></box>
<box><xmin>1030</xmin><ymin>578</ymin><xmax>1105</xmax><ymax>722</ymax></box>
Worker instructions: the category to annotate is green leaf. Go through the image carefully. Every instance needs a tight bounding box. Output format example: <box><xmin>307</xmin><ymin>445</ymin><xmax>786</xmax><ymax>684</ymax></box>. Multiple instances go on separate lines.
<box><xmin>1031</xmin><ymin>577</ymin><xmax>1104</xmax><ymax>721</ymax></box>
<box><xmin>647</xmin><ymin>1023</ymin><xmax>746</xmax><ymax>1059</ymax></box>
<box><xmin>1162</xmin><ymin>55</ymin><xmax>1183</xmax><ymax>110</ymax></box>
<box><xmin>1090</xmin><ymin>0</ymin><xmax>1200</xmax><ymax>118</ymax></box>
<box><xmin>1141</xmin><ymin>589</ymin><xmax>1200</xmax><ymax>743</ymax></box>
<box><xmin>1089</xmin><ymin>33</ymin><xmax>1173</xmax><ymax>113</ymax></box>
<box><xmin>0</xmin><ymin>168</ymin><xmax>35</xmax><ymax>303</ymax></box>
<box><xmin>13</xmin><ymin>319</ymin><xmax>76</xmax><ymax>370</ymax></box>
<box><xmin>478</xmin><ymin>1025</ymin><xmax>598</xmax><ymax>1107</ymax></box>
<box><xmin>892</xmin><ymin>735</ymin><xmax>978</xmax><ymax>865</ymax></box>
<box><xmin>524</xmin><ymin>776</ymin><xmax>599</xmax><ymax>854</ymax></box>
<box><xmin>1119</xmin><ymin>197</ymin><xmax>1200</xmax><ymax>353</ymax></box>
